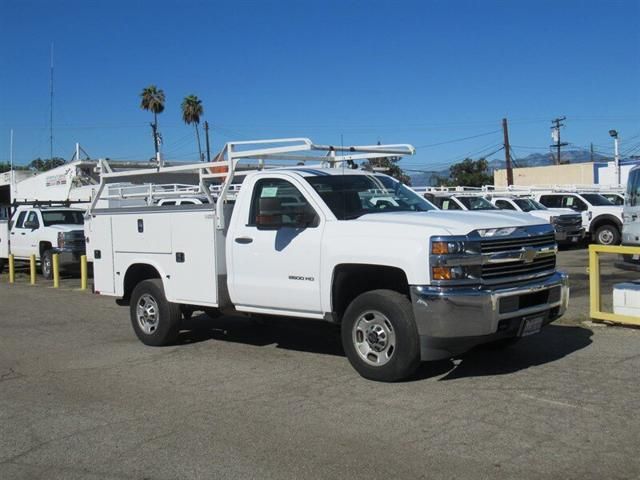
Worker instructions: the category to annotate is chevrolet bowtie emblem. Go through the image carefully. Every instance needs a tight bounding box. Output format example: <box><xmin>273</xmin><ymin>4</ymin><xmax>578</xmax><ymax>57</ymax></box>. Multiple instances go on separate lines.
<box><xmin>522</xmin><ymin>248</ymin><xmax>538</xmax><ymax>264</ymax></box>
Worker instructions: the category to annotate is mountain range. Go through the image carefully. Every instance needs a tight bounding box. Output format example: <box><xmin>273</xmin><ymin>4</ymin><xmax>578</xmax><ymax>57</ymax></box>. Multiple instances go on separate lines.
<box><xmin>410</xmin><ymin>149</ymin><xmax>618</xmax><ymax>186</ymax></box>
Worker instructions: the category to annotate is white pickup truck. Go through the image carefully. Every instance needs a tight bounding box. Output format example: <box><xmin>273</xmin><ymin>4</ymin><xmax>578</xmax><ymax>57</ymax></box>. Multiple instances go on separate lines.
<box><xmin>0</xmin><ymin>204</ymin><xmax>86</xmax><ymax>278</ymax></box>
<box><xmin>86</xmin><ymin>139</ymin><xmax>569</xmax><ymax>381</ymax></box>
<box><xmin>489</xmin><ymin>197</ymin><xmax>585</xmax><ymax>244</ymax></box>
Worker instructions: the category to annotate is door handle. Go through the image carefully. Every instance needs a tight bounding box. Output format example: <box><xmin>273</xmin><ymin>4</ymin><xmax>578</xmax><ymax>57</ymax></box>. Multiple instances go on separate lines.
<box><xmin>234</xmin><ymin>237</ymin><xmax>253</xmax><ymax>244</ymax></box>
<box><xmin>20</xmin><ymin>232</ymin><xmax>25</xmax><ymax>235</ymax></box>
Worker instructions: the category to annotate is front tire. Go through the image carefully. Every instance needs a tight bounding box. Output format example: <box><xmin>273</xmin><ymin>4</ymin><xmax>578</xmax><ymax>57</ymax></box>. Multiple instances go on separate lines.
<box><xmin>130</xmin><ymin>279</ymin><xmax>181</xmax><ymax>346</ymax></box>
<box><xmin>594</xmin><ymin>224</ymin><xmax>620</xmax><ymax>245</ymax></box>
<box><xmin>341</xmin><ymin>289</ymin><xmax>420</xmax><ymax>382</ymax></box>
<box><xmin>41</xmin><ymin>250</ymin><xmax>53</xmax><ymax>280</ymax></box>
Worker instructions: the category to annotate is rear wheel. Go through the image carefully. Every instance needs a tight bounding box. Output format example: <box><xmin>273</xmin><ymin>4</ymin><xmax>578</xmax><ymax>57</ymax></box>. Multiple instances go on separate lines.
<box><xmin>41</xmin><ymin>250</ymin><xmax>53</xmax><ymax>279</ymax></box>
<box><xmin>594</xmin><ymin>224</ymin><xmax>620</xmax><ymax>245</ymax></box>
<box><xmin>341</xmin><ymin>289</ymin><xmax>420</xmax><ymax>382</ymax></box>
<box><xmin>0</xmin><ymin>258</ymin><xmax>5</xmax><ymax>274</ymax></box>
<box><xmin>130</xmin><ymin>279</ymin><xmax>181</xmax><ymax>346</ymax></box>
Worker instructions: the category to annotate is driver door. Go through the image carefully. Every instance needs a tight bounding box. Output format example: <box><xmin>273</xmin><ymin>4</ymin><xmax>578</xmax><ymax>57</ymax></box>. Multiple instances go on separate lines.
<box><xmin>230</xmin><ymin>177</ymin><xmax>324</xmax><ymax>314</ymax></box>
<box><xmin>12</xmin><ymin>210</ymin><xmax>40</xmax><ymax>258</ymax></box>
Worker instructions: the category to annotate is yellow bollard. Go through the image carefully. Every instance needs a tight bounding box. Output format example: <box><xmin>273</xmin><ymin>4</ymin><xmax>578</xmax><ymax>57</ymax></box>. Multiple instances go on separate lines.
<box><xmin>52</xmin><ymin>253</ymin><xmax>60</xmax><ymax>288</ymax></box>
<box><xmin>30</xmin><ymin>254</ymin><xmax>36</xmax><ymax>285</ymax></box>
<box><xmin>80</xmin><ymin>255</ymin><xmax>87</xmax><ymax>290</ymax></box>
<box><xmin>8</xmin><ymin>254</ymin><xmax>15</xmax><ymax>284</ymax></box>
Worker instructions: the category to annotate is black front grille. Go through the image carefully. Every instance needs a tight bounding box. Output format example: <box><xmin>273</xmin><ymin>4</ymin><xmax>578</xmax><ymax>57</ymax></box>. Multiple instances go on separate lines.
<box><xmin>554</xmin><ymin>215</ymin><xmax>582</xmax><ymax>228</ymax></box>
<box><xmin>64</xmin><ymin>231</ymin><xmax>86</xmax><ymax>250</ymax></box>
<box><xmin>480</xmin><ymin>233</ymin><xmax>556</xmax><ymax>253</ymax></box>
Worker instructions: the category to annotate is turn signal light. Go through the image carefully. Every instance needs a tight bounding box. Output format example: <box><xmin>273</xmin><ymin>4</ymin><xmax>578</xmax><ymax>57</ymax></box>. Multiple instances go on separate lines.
<box><xmin>432</xmin><ymin>242</ymin><xmax>449</xmax><ymax>254</ymax></box>
<box><xmin>432</xmin><ymin>266</ymin><xmax>452</xmax><ymax>280</ymax></box>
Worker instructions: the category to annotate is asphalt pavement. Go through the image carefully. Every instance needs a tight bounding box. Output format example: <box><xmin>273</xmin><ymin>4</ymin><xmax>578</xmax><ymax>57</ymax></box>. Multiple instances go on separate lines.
<box><xmin>1</xmin><ymin>249</ymin><xmax>639</xmax><ymax>479</ymax></box>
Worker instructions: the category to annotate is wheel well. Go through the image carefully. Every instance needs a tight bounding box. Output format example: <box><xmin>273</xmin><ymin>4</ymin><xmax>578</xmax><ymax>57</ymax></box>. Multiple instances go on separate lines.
<box><xmin>122</xmin><ymin>264</ymin><xmax>161</xmax><ymax>305</ymax></box>
<box><xmin>590</xmin><ymin>215</ymin><xmax>621</xmax><ymax>233</ymax></box>
<box><xmin>331</xmin><ymin>264</ymin><xmax>409</xmax><ymax>323</ymax></box>
<box><xmin>39</xmin><ymin>241</ymin><xmax>52</xmax><ymax>257</ymax></box>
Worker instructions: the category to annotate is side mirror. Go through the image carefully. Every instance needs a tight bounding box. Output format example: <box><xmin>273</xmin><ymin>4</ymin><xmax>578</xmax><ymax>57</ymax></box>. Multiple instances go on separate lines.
<box><xmin>24</xmin><ymin>221</ymin><xmax>38</xmax><ymax>230</ymax></box>
<box><xmin>255</xmin><ymin>197</ymin><xmax>285</xmax><ymax>229</ymax></box>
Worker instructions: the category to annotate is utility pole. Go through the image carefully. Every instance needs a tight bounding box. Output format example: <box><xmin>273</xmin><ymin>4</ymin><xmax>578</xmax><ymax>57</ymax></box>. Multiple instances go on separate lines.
<box><xmin>502</xmin><ymin>118</ymin><xmax>513</xmax><ymax>186</ymax></box>
<box><xmin>609</xmin><ymin>129</ymin><xmax>620</xmax><ymax>185</ymax></box>
<box><xmin>49</xmin><ymin>43</ymin><xmax>54</xmax><ymax>161</ymax></box>
<box><xmin>204</xmin><ymin>121</ymin><xmax>211</xmax><ymax>162</ymax></box>
<box><xmin>550</xmin><ymin>116</ymin><xmax>568</xmax><ymax>165</ymax></box>
<box><xmin>590</xmin><ymin>142</ymin><xmax>594</xmax><ymax>162</ymax></box>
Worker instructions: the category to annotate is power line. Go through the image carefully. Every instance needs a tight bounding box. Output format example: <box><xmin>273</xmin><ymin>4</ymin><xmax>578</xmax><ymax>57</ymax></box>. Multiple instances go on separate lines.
<box><xmin>414</xmin><ymin>129</ymin><xmax>501</xmax><ymax>148</ymax></box>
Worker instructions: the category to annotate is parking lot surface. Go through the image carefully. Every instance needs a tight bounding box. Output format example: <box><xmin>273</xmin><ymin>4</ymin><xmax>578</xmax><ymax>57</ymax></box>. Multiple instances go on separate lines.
<box><xmin>1</xmin><ymin>248</ymin><xmax>639</xmax><ymax>479</ymax></box>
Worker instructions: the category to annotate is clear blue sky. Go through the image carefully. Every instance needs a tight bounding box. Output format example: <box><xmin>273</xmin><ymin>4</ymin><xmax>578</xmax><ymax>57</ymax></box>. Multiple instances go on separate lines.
<box><xmin>1</xmin><ymin>0</ymin><xmax>639</xmax><ymax>172</ymax></box>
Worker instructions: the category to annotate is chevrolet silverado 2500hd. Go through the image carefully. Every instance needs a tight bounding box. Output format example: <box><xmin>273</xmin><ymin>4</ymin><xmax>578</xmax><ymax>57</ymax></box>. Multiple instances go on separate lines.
<box><xmin>85</xmin><ymin>139</ymin><xmax>569</xmax><ymax>381</ymax></box>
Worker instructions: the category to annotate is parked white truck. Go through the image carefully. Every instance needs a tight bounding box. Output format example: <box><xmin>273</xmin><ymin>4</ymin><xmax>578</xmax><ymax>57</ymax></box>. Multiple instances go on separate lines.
<box><xmin>86</xmin><ymin>138</ymin><xmax>569</xmax><ymax>381</ymax></box>
<box><xmin>0</xmin><ymin>203</ymin><xmax>86</xmax><ymax>278</ymax></box>
<box><xmin>489</xmin><ymin>197</ymin><xmax>585</xmax><ymax>244</ymax></box>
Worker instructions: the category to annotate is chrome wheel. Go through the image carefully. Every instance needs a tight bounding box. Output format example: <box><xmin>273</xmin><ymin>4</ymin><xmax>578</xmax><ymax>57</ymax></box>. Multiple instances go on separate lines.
<box><xmin>598</xmin><ymin>229</ymin><xmax>614</xmax><ymax>245</ymax></box>
<box><xmin>352</xmin><ymin>310</ymin><xmax>396</xmax><ymax>366</ymax></box>
<box><xmin>42</xmin><ymin>254</ymin><xmax>51</xmax><ymax>278</ymax></box>
<box><xmin>136</xmin><ymin>294</ymin><xmax>159</xmax><ymax>335</ymax></box>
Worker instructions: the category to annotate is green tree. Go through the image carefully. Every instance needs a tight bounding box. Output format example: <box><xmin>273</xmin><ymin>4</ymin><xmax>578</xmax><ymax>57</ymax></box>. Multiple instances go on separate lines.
<box><xmin>0</xmin><ymin>162</ymin><xmax>29</xmax><ymax>173</ymax></box>
<box><xmin>441</xmin><ymin>158</ymin><xmax>493</xmax><ymax>187</ymax></box>
<box><xmin>140</xmin><ymin>85</ymin><xmax>166</xmax><ymax>158</ymax></box>
<box><xmin>181</xmin><ymin>94</ymin><xmax>204</xmax><ymax>161</ymax></box>
<box><xmin>28</xmin><ymin>157</ymin><xmax>66</xmax><ymax>171</ymax></box>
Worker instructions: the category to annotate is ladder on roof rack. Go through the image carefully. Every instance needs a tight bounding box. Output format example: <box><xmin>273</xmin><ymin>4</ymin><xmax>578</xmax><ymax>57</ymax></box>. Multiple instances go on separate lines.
<box><xmin>88</xmin><ymin>137</ymin><xmax>416</xmax><ymax>229</ymax></box>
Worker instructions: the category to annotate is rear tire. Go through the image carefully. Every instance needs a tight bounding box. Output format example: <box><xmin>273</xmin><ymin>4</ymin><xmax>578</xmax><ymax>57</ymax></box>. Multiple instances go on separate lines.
<box><xmin>41</xmin><ymin>250</ymin><xmax>53</xmax><ymax>280</ymax></box>
<box><xmin>0</xmin><ymin>258</ymin><xmax>5</xmax><ymax>274</ymax></box>
<box><xmin>594</xmin><ymin>224</ymin><xmax>620</xmax><ymax>245</ymax></box>
<box><xmin>341</xmin><ymin>289</ymin><xmax>420</xmax><ymax>382</ymax></box>
<box><xmin>130</xmin><ymin>279</ymin><xmax>181</xmax><ymax>346</ymax></box>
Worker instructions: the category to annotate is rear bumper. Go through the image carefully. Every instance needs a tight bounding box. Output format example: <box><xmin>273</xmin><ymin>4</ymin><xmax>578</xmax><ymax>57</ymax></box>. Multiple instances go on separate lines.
<box><xmin>410</xmin><ymin>272</ymin><xmax>569</xmax><ymax>360</ymax></box>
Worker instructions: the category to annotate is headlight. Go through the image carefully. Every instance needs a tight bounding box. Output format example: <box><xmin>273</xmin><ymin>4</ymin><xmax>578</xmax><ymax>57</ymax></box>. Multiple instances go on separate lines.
<box><xmin>549</xmin><ymin>216</ymin><xmax>557</xmax><ymax>224</ymax></box>
<box><xmin>587</xmin><ymin>211</ymin><xmax>593</xmax><ymax>221</ymax></box>
<box><xmin>431</xmin><ymin>240</ymin><xmax>466</xmax><ymax>255</ymax></box>
<box><xmin>430</xmin><ymin>236</ymin><xmax>481</xmax><ymax>284</ymax></box>
<box><xmin>57</xmin><ymin>232</ymin><xmax>65</xmax><ymax>249</ymax></box>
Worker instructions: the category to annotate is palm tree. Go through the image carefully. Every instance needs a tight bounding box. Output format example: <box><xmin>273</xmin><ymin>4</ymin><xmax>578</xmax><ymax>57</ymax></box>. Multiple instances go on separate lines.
<box><xmin>181</xmin><ymin>94</ymin><xmax>204</xmax><ymax>161</ymax></box>
<box><xmin>140</xmin><ymin>85</ymin><xmax>165</xmax><ymax>158</ymax></box>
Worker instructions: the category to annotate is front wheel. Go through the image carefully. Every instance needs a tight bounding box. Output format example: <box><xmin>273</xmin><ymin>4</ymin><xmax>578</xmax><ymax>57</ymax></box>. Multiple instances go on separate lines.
<box><xmin>341</xmin><ymin>289</ymin><xmax>420</xmax><ymax>382</ymax></box>
<box><xmin>41</xmin><ymin>250</ymin><xmax>53</xmax><ymax>279</ymax></box>
<box><xmin>129</xmin><ymin>279</ymin><xmax>181</xmax><ymax>346</ymax></box>
<box><xmin>594</xmin><ymin>224</ymin><xmax>620</xmax><ymax>245</ymax></box>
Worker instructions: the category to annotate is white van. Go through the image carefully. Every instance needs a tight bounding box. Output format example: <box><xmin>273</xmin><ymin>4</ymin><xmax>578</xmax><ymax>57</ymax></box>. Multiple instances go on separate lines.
<box><xmin>622</xmin><ymin>166</ymin><xmax>640</xmax><ymax>246</ymax></box>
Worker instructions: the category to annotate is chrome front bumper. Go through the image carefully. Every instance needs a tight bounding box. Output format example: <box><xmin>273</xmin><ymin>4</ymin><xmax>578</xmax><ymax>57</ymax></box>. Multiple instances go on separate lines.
<box><xmin>410</xmin><ymin>272</ymin><xmax>569</xmax><ymax>360</ymax></box>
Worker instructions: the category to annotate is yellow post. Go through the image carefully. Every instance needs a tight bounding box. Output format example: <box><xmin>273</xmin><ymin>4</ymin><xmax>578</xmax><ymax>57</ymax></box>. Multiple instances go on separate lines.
<box><xmin>52</xmin><ymin>253</ymin><xmax>60</xmax><ymax>288</ymax></box>
<box><xmin>80</xmin><ymin>255</ymin><xmax>87</xmax><ymax>290</ymax></box>
<box><xmin>8</xmin><ymin>254</ymin><xmax>15</xmax><ymax>284</ymax></box>
<box><xmin>29</xmin><ymin>254</ymin><xmax>36</xmax><ymax>285</ymax></box>
<box><xmin>588</xmin><ymin>245</ymin><xmax>600</xmax><ymax>318</ymax></box>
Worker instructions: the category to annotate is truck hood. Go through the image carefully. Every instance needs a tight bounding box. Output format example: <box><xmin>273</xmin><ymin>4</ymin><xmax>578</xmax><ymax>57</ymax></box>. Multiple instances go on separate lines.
<box><xmin>546</xmin><ymin>208</ymin><xmax>575</xmax><ymax>215</ymax></box>
<box><xmin>354</xmin><ymin>211</ymin><xmax>546</xmax><ymax>236</ymax></box>
<box><xmin>46</xmin><ymin>224</ymin><xmax>84</xmax><ymax>233</ymax></box>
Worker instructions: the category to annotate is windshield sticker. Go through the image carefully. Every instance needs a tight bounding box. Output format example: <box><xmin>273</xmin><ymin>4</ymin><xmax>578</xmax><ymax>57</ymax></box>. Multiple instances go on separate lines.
<box><xmin>261</xmin><ymin>187</ymin><xmax>278</xmax><ymax>198</ymax></box>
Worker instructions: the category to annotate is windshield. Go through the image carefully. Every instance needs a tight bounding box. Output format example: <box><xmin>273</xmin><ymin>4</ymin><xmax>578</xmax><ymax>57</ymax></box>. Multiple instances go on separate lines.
<box><xmin>603</xmin><ymin>194</ymin><xmax>624</xmax><ymax>206</ymax></box>
<box><xmin>514</xmin><ymin>198</ymin><xmax>546</xmax><ymax>212</ymax></box>
<box><xmin>42</xmin><ymin>210</ymin><xmax>84</xmax><ymax>226</ymax></box>
<box><xmin>581</xmin><ymin>193</ymin><xmax>614</xmax><ymax>206</ymax></box>
<box><xmin>306</xmin><ymin>174</ymin><xmax>435</xmax><ymax>220</ymax></box>
<box><xmin>456</xmin><ymin>196</ymin><xmax>497</xmax><ymax>210</ymax></box>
